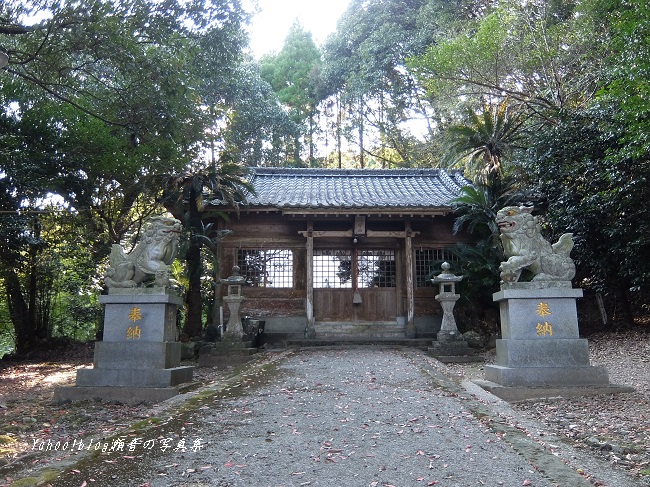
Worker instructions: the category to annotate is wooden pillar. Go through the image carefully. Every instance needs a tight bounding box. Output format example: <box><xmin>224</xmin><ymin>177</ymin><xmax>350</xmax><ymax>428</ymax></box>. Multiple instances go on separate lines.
<box><xmin>405</xmin><ymin>221</ymin><xmax>416</xmax><ymax>338</ymax></box>
<box><xmin>395</xmin><ymin>244</ymin><xmax>404</xmax><ymax>318</ymax></box>
<box><xmin>305</xmin><ymin>220</ymin><xmax>316</xmax><ymax>337</ymax></box>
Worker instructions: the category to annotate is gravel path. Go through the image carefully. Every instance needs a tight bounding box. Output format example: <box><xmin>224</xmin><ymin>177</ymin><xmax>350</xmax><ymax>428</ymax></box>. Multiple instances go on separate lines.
<box><xmin>42</xmin><ymin>347</ymin><xmax>641</xmax><ymax>487</ymax></box>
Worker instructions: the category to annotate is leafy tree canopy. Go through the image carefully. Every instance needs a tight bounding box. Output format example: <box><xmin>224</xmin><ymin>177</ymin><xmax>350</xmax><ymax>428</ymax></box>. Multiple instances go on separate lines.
<box><xmin>1</xmin><ymin>0</ymin><xmax>250</xmax><ymax>247</ymax></box>
<box><xmin>409</xmin><ymin>0</ymin><xmax>607</xmax><ymax>123</ymax></box>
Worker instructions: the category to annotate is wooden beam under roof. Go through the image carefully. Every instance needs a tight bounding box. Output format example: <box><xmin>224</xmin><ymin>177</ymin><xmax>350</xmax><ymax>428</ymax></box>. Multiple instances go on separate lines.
<box><xmin>297</xmin><ymin>229</ymin><xmax>420</xmax><ymax>238</ymax></box>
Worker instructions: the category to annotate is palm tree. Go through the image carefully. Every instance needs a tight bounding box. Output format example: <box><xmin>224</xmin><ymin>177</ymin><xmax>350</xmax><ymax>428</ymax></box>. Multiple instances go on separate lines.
<box><xmin>443</xmin><ymin>101</ymin><xmax>532</xmax><ymax>332</ymax></box>
<box><xmin>448</xmin><ymin>175</ymin><xmax>522</xmax><ymax>334</ymax></box>
<box><xmin>445</xmin><ymin>100</ymin><xmax>525</xmax><ymax>185</ymax></box>
<box><xmin>452</xmin><ymin>175</ymin><xmax>520</xmax><ymax>240</ymax></box>
<box><xmin>162</xmin><ymin>157</ymin><xmax>253</xmax><ymax>338</ymax></box>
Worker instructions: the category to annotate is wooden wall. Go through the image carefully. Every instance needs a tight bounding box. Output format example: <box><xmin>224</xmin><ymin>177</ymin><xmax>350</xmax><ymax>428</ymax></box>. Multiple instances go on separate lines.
<box><xmin>218</xmin><ymin>212</ymin><xmax>306</xmax><ymax>319</ymax></box>
<box><xmin>214</xmin><ymin>211</ymin><xmax>468</xmax><ymax>325</ymax></box>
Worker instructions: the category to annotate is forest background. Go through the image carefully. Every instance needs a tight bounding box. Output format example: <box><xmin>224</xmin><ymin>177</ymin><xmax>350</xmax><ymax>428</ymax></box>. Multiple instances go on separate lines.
<box><xmin>1</xmin><ymin>0</ymin><xmax>649</xmax><ymax>356</ymax></box>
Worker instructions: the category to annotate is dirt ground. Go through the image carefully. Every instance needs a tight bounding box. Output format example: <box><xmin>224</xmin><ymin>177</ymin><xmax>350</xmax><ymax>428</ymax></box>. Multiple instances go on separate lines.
<box><xmin>446</xmin><ymin>330</ymin><xmax>650</xmax><ymax>482</ymax></box>
<box><xmin>0</xmin><ymin>330</ymin><xmax>648</xmax><ymax>485</ymax></box>
<box><xmin>0</xmin><ymin>342</ymin><xmax>235</xmax><ymax>482</ymax></box>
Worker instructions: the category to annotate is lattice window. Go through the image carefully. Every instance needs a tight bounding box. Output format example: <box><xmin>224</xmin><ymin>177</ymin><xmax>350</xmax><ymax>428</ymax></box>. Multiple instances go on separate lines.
<box><xmin>415</xmin><ymin>248</ymin><xmax>456</xmax><ymax>287</ymax></box>
<box><xmin>237</xmin><ymin>249</ymin><xmax>293</xmax><ymax>288</ymax></box>
<box><xmin>313</xmin><ymin>249</ymin><xmax>396</xmax><ymax>288</ymax></box>
<box><xmin>313</xmin><ymin>249</ymin><xmax>352</xmax><ymax>288</ymax></box>
<box><xmin>358</xmin><ymin>249</ymin><xmax>396</xmax><ymax>288</ymax></box>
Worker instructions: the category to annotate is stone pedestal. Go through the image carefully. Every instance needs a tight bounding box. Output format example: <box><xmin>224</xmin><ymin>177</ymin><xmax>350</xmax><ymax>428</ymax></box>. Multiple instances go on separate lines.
<box><xmin>196</xmin><ymin>266</ymin><xmax>257</xmax><ymax>367</ymax></box>
<box><xmin>436</xmin><ymin>295</ymin><xmax>462</xmax><ymax>341</ymax></box>
<box><xmin>428</xmin><ymin>263</ymin><xmax>478</xmax><ymax>361</ymax></box>
<box><xmin>223</xmin><ymin>295</ymin><xmax>245</xmax><ymax>340</ymax></box>
<box><xmin>55</xmin><ymin>289</ymin><xmax>194</xmax><ymax>404</ymax></box>
<box><xmin>428</xmin><ymin>294</ymin><xmax>479</xmax><ymax>361</ymax></box>
<box><xmin>477</xmin><ymin>282</ymin><xmax>634</xmax><ymax>400</ymax></box>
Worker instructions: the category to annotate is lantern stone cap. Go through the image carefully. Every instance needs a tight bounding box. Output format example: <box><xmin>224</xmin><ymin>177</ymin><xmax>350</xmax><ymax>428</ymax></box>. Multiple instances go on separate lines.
<box><xmin>221</xmin><ymin>266</ymin><xmax>246</xmax><ymax>285</ymax></box>
<box><xmin>432</xmin><ymin>262</ymin><xmax>463</xmax><ymax>283</ymax></box>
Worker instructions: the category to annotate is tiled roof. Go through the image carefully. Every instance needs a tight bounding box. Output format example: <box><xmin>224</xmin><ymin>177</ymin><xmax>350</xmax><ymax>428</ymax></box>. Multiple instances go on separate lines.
<box><xmin>211</xmin><ymin>168</ymin><xmax>471</xmax><ymax>212</ymax></box>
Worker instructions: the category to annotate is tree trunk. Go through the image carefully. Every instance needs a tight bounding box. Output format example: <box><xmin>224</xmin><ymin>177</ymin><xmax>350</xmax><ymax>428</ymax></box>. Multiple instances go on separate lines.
<box><xmin>28</xmin><ymin>218</ymin><xmax>42</xmax><ymax>339</ymax></box>
<box><xmin>293</xmin><ymin>134</ymin><xmax>301</xmax><ymax>166</ymax></box>
<box><xmin>613</xmin><ymin>285</ymin><xmax>634</xmax><ymax>329</ymax></box>
<box><xmin>183</xmin><ymin>187</ymin><xmax>205</xmax><ymax>338</ymax></box>
<box><xmin>183</xmin><ymin>239</ymin><xmax>203</xmax><ymax>338</ymax></box>
<box><xmin>28</xmin><ymin>250</ymin><xmax>39</xmax><ymax>337</ymax></box>
<box><xmin>358</xmin><ymin>95</ymin><xmax>365</xmax><ymax>169</ymax></box>
<box><xmin>379</xmin><ymin>92</ymin><xmax>386</xmax><ymax>169</ymax></box>
<box><xmin>337</xmin><ymin>95</ymin><xmax>343</xmax><ymax>169</ymax></box>
<box><xmin>3</xmin><ymin>269</ymin><xmax>32</xmax><ymax>354</ymax></box>
<box><xmin>308</xmin><ymin>113</ymin><xmax>314</xmax><ymax>165</ymax></box>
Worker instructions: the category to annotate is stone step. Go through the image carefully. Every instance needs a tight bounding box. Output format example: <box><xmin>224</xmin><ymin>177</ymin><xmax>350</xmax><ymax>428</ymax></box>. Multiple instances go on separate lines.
<box><xmin>315</xmin><ymin>321</ymin><xmax>406</xmax><ymax>338</ymax></box>
<box><xmin>284</xmin><ymin>337</ymin><xmax>432</xmax><ymax>350</ymax></box>
<box><xmin>286</xmin><ymin>321</ymin><xmax>433</xmax><ymax>349</ymax></box>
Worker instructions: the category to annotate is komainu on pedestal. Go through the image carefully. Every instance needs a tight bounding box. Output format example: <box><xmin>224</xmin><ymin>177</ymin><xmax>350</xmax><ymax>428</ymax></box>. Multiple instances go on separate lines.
<box><xmin>55</xmin><ymin>216</ymin><xmax>194</xmax><ymax>404</ymax></box>
<box><xmin>475</xmin><ymin>206</ymin><xmax>633</xmax><ymax>401</ymax></box>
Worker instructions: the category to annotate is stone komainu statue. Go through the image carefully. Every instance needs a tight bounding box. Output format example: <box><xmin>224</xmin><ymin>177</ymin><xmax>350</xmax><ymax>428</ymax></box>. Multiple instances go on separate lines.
<box><xmin>496</xmin><ymin>206</ymin><xmax>576</xmax><ymax>283</ymax></box>
<box><xmin>104</xmin><ymin>216</ymin><xmax>182</xmax><ymax>288</ymax></box>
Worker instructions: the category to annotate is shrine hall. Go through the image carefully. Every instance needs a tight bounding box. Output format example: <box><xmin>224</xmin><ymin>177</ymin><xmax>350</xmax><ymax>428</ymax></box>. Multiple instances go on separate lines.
<box><xmin>207</xmin><ymin>167</ymin><xmax>471</xmax><ymax>344</ymax></box>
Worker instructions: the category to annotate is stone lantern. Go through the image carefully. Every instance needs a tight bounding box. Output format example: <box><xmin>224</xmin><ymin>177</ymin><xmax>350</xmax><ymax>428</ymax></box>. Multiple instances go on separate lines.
<box><xmin>220</xmin><ymin>266</ymin><xmax>247</xmax><ymax>341</ymax></box>
<box><xmin>432</xmin><ymin>262</ymin><xmax>464</xmax><ymax>342</ymax></box>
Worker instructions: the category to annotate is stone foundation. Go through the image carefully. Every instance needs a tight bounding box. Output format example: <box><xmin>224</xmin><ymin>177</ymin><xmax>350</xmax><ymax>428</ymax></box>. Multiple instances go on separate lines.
<box><xmin>483</xmin><ymin>283</ymin><xmax>612</xmax><ymax>389</ymax></box>
<box><xmin>56</xmin><ymin>289</ymin><xmax>193</xmax><ymax>403</ymax></box>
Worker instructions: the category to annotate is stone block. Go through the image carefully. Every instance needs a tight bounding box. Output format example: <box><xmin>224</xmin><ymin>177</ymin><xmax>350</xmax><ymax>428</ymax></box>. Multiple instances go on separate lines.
<box><xmin>472</xmin><ymin>379</ymin><xmax>635</xmax><ymax>402</ymax></box>
<box><xmin>429</xmin><ymin>340</ymin><xmax>475</xmax><ymax>356</ymax></box>
<box><xmin>428</xmin><ymin>337</ymin><xmax>482</xmax><ymax>362</ymax></box>
<box><xmin>54</xmin><ymin>386</ymin><xmax>183</xmax><ymax>404</ymax></box>
<box><xmin>181</xmin><ymin>342</ymin><xmax>197</xmax><ymax>359</ymax></box>
<box><xmin>414</xmin><ymin>316</ymin><xmax>442</xmax><ymax>337</ymax></box>
<box><xmin>100</xmin><ymin>292</ymin><xmax>181</xmax><ymax>341</ymax></box>
<box><xmin>315</xmin><ymin>321</ymin><xmax>406</xmax><ymax>338</ymax></box>
<box><xmin>101</xmin><ymin>288</ymin><xmax>185</xmax><ymax>303</ymax></box>
<box><xmin>92</xmin><ymin>341</ymin><xmax>181</xmax><ymax>369</ymax></box>
<box><xmin>492</xmin><ymin>285</ymin><xmax>583</xmax><ymax>300</ymax></box>
<box><xmin>493</xmin><ymin>286</ymin><xmax>583</xmax><ymax>340</ymax></box>
<box><xmin>494</xmin><ymin>338</ymin><xmax>591</xmax><ymax>367</ymax></box>
<box><xmin>484</xmin><ymin>363</ymin><xmax>610</xmax><ymax>387</ymax></box>
<box><xmin>262</xmin><ymin>317</ymin><xmax>307</xmax><ymax>334</ymax></box>
<box><xmin>56</xmin><ymin>290</ymin><xmax>193</xmax><ymax>403</ymax></box>
<box><xmin>483</xmin><ymin>284</ymin><xmax>619</xmax><ymax>390</ymax></box>
<box><xmin>197</xmin><ymin>349</ymin><xmax>258</xmax><ymax>367</ymax></box>
<box><xmin>197</xmin><ymin>341</ymin><xmax>257</xmax><ymax>367</ymax></box>
<box><xmin>76</xmin><ymin>365</ymin><xmax>194</xmax><ymax>388</ymax></box>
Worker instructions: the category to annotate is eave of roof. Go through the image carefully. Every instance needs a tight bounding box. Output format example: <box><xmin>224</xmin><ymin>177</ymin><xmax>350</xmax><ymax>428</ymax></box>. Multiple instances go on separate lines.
<box><xmin>208</xmin><ymin>167</ymin><xmax>471</xmax><ymax>215</ymax></box>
